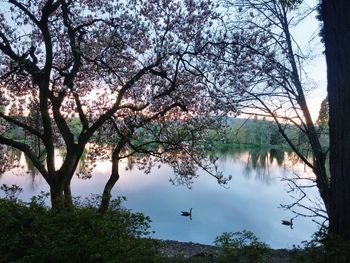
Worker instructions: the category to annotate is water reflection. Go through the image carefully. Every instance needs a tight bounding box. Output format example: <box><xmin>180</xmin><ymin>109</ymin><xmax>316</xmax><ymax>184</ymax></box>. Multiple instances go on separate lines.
<box><xmin>2</xmin><ymin>147</ymin><xmax>298</xmax><ymax>185</ymax></box>
<box><xmin>0</xmin><ymin>146</ymin><xmax>318</xmax><ymax>248</ymax></box>
<box><xmin>216</xmin><ymin>147</ymin><xmax>298</xmax><ymax>185</ymax></box>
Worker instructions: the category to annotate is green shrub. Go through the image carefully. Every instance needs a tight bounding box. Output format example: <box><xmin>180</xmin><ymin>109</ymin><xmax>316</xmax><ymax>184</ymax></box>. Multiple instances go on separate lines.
<box><xmin>214</xmin><ymin>230</ymin><xmax>270</xmax><ymax>263</ymax></box>
<box><xmin>0</xmin><ymin>194</ymin><xmax>162</xmax><ymax>263</ymax></box>
<box><xmin>290</xmin><ymin>227</ymin><xmax>350</xmax><ymax>263</ymax></box>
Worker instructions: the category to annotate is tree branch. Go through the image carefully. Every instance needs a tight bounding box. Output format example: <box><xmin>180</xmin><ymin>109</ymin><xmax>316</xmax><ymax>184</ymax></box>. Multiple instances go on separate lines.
<box><xmin>0</xmin><ymin>112</ymin><xmax>45</xmax><ymax>141</ymax></box>
<box><xmin>8</xmin><ymin>0</ymin><xmax>40</xmax><ymax>25</ymax></box>
<box><xmin>0</xmin><ymin>136</ymin><xmax>49</xmax><ymax>182</ymax></box>
<box><xmin>79</xmin><ymin>62</ymin><xmax>159</xmax><ymax>144</ymax></box>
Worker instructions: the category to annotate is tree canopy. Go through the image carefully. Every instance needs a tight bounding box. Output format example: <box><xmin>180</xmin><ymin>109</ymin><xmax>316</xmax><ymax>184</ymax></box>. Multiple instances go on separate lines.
<box><xmin>0</xmin><ymin>0</ymin><xmax>231</xmax><ymax>210</ymax></box>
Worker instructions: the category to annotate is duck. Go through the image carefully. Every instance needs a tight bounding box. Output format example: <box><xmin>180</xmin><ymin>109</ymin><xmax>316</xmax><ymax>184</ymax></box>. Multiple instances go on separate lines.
<box><xmin>281</xmin><ymin>218</ymin><xmax>294</xmax><ymax>229</ymax></box>
<box><xmin>181</xmin><ymin>208</ymin><xmax>192</xmax><ymax>220</ymax></box>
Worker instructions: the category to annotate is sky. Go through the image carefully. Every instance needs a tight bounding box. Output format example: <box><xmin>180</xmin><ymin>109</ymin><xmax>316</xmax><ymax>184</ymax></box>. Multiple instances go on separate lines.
<box><xmin>292</xmin><ymin>0</ymin><xmax>328</xmax><ymax>121</ymax></box>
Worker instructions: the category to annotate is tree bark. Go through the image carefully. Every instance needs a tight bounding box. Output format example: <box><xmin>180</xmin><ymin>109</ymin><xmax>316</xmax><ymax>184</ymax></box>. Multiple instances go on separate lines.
<box><xmin>98</xmin><ymin>138</ymin><xmax>126</xmax><ymax>213</ymax></box>
<box><xmin>64</xmin><ymin>181</ymin><xmax>73</xmax><ymax>209</ymax></box>
<box><xmin>50</xmin><ymin>170</ymin><xmax>75</xmax><ymax>211</ymax></box>
<box><xmin>322</xmin><ymin>0</ymin><xmax>350</xmax><ymax>239</ymax></box>
<box><xmin>98</xmin><ymin>159</ymin><xmax>120</xmax><ymax>213</ymax></box>
<box><xmin>50</xmin><ymin>183</ymin><xmax>65</xmax><ymax>211</ymax></box>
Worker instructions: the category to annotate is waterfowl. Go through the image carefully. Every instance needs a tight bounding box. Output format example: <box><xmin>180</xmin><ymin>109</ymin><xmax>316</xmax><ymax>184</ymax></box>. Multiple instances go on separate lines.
<box><xmin>181</xmin><ymin>208</ymin><xmax>192</xmax><ymax>220</ymax></box>
<box><xmin>281</xmin><ymin>218</ymin><xmax>293</xmax><ymax>229</ymax></box>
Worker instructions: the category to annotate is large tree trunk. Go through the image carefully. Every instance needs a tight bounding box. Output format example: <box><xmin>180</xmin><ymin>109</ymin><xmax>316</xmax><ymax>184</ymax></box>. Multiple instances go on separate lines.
<box><xmin>322</xmin><ymin>0</ymin><xmax>350</xmax><ymax>239</ymax></box>
<box><xmin>64</xmin><ymin>181</ymin><xmax>73</xmax><ymax>209</ymax></box>
<box><xmin>50</xmin><ymin>182</ymin><xmax>65</xmax><ymax>211</ymax></box>
<box><xmin>50</xmin><ymin>174</ymin><xmax>74</xmax><ymax>210</ymax></box>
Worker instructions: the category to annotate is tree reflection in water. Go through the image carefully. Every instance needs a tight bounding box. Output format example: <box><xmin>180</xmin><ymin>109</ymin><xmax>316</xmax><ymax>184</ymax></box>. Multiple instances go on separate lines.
<box><xmin>215</xmin><ymin>147</ymin><xmax>310</xmax><ymax>184</ymax></box>
<box><xmin>2</xmin><ymin>146</ymin><xmax>310</xmax><ymax>187</ymax></box>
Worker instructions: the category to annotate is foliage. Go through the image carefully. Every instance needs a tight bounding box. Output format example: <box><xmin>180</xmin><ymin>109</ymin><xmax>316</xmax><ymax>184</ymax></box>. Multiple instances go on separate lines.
<box><xmin>161</xmin><ymin>255</ymin><xmax>218</xmax><ymax>263</ymax></box>
<box><xmin>279</xmin><ymin>0</ymin><xmax>303</xmax><ymax>9</ymax></box>
<box><xmin>0</xmin><ymin>0</ymin><xmax>232</xmax><ymax>210</ymax></box>
<box><xmin>206</xmin><ymin>117</ymin><xmax>312</xmax><ymax>153</ymax></box>
<box><xmin>315</xmin><ymin>97</ymin><xmax>329</xmax><ymax>153</ymax></box>
<box><xmin>290</xmin><ymin>228</ymin><xmax>350</xmax><ymax>263</ymax></box>
<box><xmin>224</xmin><ymin>118</ymin><xmax>285</xmax><ymax>147</ymax></box>
<box><xmin>214</xmin><ymin>230</ymin><xmax>270</xmax><ymax>263</ymax></box>
<box><xmin>316</xmin><ymin>97</ymin><xmax>329</xmax><ymax>134</ymax></box>
<box><xmin>0</xmin><ymin>184</ymin><xmax>23</xmax><ymax>201</ymax></box>
<box><xmin>0</xmin><ymin>193</ymin><xmax>164</xmax><ymax>263</ymax></box>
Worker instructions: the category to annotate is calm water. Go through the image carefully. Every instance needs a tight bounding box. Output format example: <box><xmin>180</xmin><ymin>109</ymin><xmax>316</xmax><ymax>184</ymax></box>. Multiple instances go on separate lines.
<box><xmin>0</xmin><ymin>148</ymin><xmax>320</xmax><ymax>248</ymax></box>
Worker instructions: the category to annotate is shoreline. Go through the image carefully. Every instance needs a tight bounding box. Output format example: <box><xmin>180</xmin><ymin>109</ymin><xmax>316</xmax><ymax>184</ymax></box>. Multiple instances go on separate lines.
<box><xmin>159</xmin><ymin>239</ymin><xmax>223</xmax><ymax>258</ymax></box>
<box><xmin>158</xmin><ymin>239</ymin><xmax>293</xmax><ymax>262</ymax></box>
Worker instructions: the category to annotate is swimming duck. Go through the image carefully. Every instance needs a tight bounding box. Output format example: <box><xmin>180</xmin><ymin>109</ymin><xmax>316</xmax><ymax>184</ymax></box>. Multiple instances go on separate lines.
<box><xmin>181</xmin><ymin>208</ymin><xmax>192</xmax><ymax>220</ymax></box>
<box><xmin>281</xmin><ymin>218</ymin><xmax>293</xmax><ymax>229</ymax></box>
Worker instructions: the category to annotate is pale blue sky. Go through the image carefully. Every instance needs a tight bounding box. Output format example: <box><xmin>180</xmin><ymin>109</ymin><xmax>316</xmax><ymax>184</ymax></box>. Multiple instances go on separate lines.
<box><xmin>292</xmin><ymin>0</ymin><xmax>327</xmax><ymax>120</ymax></box>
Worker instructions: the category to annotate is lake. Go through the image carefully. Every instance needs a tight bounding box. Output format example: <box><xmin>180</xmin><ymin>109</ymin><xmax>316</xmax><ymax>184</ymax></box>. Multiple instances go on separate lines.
<box><xmin>0</xmin><ymin>147</ymin><xmax>320</xmax><ymax>249</ymax></box>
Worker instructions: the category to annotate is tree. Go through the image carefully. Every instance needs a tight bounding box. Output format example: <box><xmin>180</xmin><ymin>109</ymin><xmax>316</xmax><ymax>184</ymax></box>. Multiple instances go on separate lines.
<box><xmin>218</xmin><ymin>0</ymin><xmax>350</xmax><ymax>242</ymax></box>
<box><xmin>214</xmin><ymin>0</ymin><xmax>330</xmax><ymax>220</ymax></box>
<box><xmin>316</xmin><ymin>96</ymin><xmax>328</xmax><ymax>133</ymax></box>
<box><xmin>0</xmin><ymin>0</ymin><xmax>231</xmax><ymax>211</ymax></box>
<box><xmin>316</xmin><ymin>97</ymin><xmax>329</xmax><ymax>152</ymax></box>
<box><xmin>321</xmin><ymin>0</ymin><xmax>350</xmax><ymax>240</ymax></box>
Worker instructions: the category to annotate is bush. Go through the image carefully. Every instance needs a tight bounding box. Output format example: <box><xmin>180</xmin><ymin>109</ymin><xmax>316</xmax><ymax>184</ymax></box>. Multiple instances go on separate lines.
<box><xmin>290</xmin><ymin>227</ymin><xmax>350</xmax><ymax>263</ymax></box>
<box><xmin>0</xmin><ymin>193</ymin><xmax>163</xmax><ymax>263</ymax></box>
<box><xmin>214</xmin><ymin>230</ymin><xmax>270</xmax><ymax>263</ymax></box>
